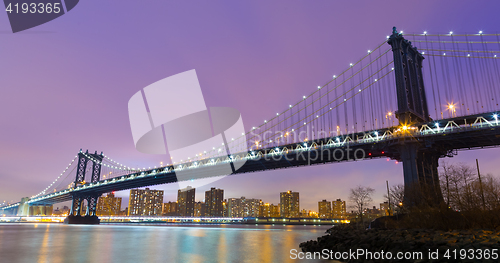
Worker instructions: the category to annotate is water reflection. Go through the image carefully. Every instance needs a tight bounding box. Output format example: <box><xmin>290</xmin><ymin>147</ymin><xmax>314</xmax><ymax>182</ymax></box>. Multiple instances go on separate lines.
<box><xmin>0</xmin><ymin>224</ymin><xmax>331</xmax><ymax>263</ymax></box>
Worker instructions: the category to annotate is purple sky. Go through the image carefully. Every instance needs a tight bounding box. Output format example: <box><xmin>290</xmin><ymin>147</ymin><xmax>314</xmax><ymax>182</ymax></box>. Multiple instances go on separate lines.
<box><xmin>1</xmin><ymin>1</ymin><xmax>500</xmax><ymax>212</ymax></box>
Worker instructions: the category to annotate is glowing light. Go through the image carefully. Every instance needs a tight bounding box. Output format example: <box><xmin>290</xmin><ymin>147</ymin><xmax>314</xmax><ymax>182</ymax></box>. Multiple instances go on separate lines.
<box><xmin>449</xmin><ymin>31</ymin><xmax>453</xmax><ymax>35</ymax></box>
<box><xmin>349</xmin><ymin>63</ymin><xmax>353</xmax><ymax>67</ymax></box>
<box><xmin>289</xmin><ymin>105</ymin><xmax>292</xmax><ymax>108</ymax></box>
<box><xmin>303</xmin><ymin>96</ymin><xmax>306</xmax><ymax>99</ymax></box>
<box><xmin>276</xmin><ymin>113</ymin><xmax>279</xmax><ymax>116</ymax></box>
<box><xmin>422</xmin><ymin>52</ymin><xmax>425</xmax><ymax>55</ymax></box>
<box><xmin>374</xmin><ymin>131</ymin><xmax>378</xmax><ymax>136</ymax></box>
<box><xmin>368</xmin><ymin>50</ymin><xmax>371</xmax><ymax>53</ymax></box>
<box><xmin>402</xmin><ymin>126</ymin><xmax>408</xmax><ymax>130</ymax></box>
<box><xmin>443</xmin><ymin>53</ymin><xmax>446</xmax><ymax>56</ymax></box>
<box><xmin>494</xmin><ymin>114</ymin><xmax>498</xmax><ymax>119</ymax></box>
<box><xmin>333</xmin><ymin>75</ymin><xmax>336</xmax><ymax>78</ymax></box>
<box><xmin>423</xmin><ymin>31</ymin><xmax>427</xmax><ymax>35</ymax></box>
<box><xmin>479</xmin><ymin>31</ymin><xmax>483</xmax><ymax>34</ymax></box>
<box><xmin>435</xmin><ymin>123</ymin><xmax>440</xmax><ymax>127</ymax></box>
<box><xmin>386</xmin><ymin>36</ymin><xmax>389</xmax><ymax>39</ymax></box>
<box><xmin>388</xmin><ymin>112</ymin><xmax>392</xmax><ymax>116</ymax></box>
<box><xmin>468</xmin><ymin>54</ymin><xmax>471</xmax><ymax>57</ymax></box>
<box><xmin>318</xmin><ymin>86</ymin><xmax>321</xmax><ymax>89</ymax></box>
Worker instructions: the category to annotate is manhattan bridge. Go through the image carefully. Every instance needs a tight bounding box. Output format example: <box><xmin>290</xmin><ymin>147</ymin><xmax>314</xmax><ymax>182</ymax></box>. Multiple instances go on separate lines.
<box><xmin>2</xmin><ymin>28</ymin><xmax>500</xmax><ymax>224</ymax></box>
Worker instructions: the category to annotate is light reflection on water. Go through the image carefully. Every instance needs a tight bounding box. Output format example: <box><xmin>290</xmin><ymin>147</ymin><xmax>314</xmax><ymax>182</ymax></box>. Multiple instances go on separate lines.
<box><xmin>0</xmin><ymin>223</ymin><xmax>334</xmax><ymax>263</ymax></box>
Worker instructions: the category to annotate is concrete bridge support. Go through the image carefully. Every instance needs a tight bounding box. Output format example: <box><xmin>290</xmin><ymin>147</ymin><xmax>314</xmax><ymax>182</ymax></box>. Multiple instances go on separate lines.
<box><xmin>399</xmin><ymin>143</ymin><xmax>444</xmax><ymax>206</ymax></box>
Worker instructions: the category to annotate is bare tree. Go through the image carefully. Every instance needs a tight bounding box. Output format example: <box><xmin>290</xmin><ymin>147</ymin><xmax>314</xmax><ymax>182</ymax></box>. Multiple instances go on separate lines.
<box><xmin>440</xmin><ymin>162</ymin><xmax>500</xmax><ymax>212</ymax></box>
<box><xmin>384</xmin><ymin>184</ymin><xmax>404</xmax><ymax>213</ymax></box>
<box><xmin>349</xmin><ymin>186</ymin><xmax>375</xmax><ymax>224</ymax></box>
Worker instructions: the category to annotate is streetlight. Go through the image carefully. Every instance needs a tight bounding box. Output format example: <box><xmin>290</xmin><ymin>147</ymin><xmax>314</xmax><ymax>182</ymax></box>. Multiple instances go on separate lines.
<box><xmin>447</xmin><ymin>103</ymin><xmax>457</xmax><ymax>117</ymax></box>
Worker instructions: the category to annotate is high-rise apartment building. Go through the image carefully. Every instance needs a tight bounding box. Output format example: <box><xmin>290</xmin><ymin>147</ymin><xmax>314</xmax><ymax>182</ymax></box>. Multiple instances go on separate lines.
<box><xmin>280</xmin><ymin>190</ymin><xmax>299</xmax><ymax>218</ymax></box>
<box><xmin>259</xmin><ymin>203</ymin><xmax>280</xmax><ymax>218</ymax></box>
<box><xmin>194</xmin><ymin>202</ymin><xmax>205</xmax><ymax>217</ymax></box>
<box><xmin>97</xmin><ymin>192</ymin><xmax>122</xmax><ymax>216</ymax></box>
<box><xmin>332</xmin><ymin>199</ymin><xmax>346</xmax><ymax>219</ymax></box>
<box><xmin>318</xmin><ymin>199</ymin><xmax>332</xmax><ymax>219</ymax></box>
<box><xmin>128</xmin><ymin>188</ymin><xmax>164</xmax><ymax>216</ymax></box>
<box><xmin>162</xmin><ymin>201</ymin><xmax>178</xmax><ymax>216</ymax></box>
<box><xmin>178</xmin><ymin>186</ymin><xmax>196</xmax><ymax>217</ymax></box>
<box><xmin>227</xmin><ymin>197</ymin><xmax>261</xmax><ymax>218</ymax></box>
<box><xmin>205</xmin><ymin>187</ymin><xmax>224</xmax><ymax>217</ymax></box>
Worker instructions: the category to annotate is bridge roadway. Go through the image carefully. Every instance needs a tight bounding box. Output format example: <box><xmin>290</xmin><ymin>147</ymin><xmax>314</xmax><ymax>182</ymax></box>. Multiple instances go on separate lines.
<box><xmin>2</xmin><ymin>111</ymin><xmax>500</xmax><ymax>209</ymax></box>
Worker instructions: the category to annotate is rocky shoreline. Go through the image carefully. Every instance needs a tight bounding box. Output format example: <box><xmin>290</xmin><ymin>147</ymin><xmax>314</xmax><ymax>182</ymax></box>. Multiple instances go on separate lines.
<box><xmin>299</xmin><ymin>224</ymin><xmax>500</xmax><ymax>262</ymax></box>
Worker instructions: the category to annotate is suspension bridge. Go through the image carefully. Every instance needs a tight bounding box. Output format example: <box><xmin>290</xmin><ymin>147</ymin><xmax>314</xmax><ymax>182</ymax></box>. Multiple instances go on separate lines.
<box><xmin>2</xmin><ymin>27</ymin><xmax>500</xmax><ymax>224</ymax></box>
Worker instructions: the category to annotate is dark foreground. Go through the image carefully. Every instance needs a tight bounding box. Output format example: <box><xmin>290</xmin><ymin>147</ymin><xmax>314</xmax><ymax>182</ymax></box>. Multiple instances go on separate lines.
<box><xmin>300</xmin><ymin>224</ymin><xmax>500</xmax><ymax>262</ymax></box>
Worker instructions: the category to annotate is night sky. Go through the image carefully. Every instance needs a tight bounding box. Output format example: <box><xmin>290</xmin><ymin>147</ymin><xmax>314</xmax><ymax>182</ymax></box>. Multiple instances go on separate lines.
<box><xmin>1</xmin><ymin>1</ymin><xmax>500</xmax><ymax>212</ymax></box>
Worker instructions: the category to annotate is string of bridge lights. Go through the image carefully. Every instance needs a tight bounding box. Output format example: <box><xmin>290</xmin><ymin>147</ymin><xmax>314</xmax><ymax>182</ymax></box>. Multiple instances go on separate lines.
<box><xmin>31</xmin><ymin>155</ymin><xmax>79</xmax><ymax>198</ymax></box>
<box><xmin>248</xmin><ymin>30</ymin><xmax>498</xmax><ymax>149</ymax></box>
<box><xmin>211</xmin><ymin>39</ymin><xmax>391</xmax><ymax>156</ymax></box>
<box><xmin>224</xmin><ymin>41</ymin><xmax>394</xmax><ymax>153</ymax></box>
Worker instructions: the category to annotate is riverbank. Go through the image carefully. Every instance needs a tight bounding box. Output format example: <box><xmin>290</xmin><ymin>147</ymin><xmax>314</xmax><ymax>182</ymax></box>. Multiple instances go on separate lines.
<box><xmin>300</xmin><ymin>224</ymin><xmax>500</xmax><ymax>262</ymax></box>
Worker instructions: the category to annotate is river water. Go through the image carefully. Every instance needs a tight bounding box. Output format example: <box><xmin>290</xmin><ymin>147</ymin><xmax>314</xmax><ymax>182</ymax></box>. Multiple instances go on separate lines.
<box><xmin>0</xmin><ymin>223</ymin><xmax>333</xmax><ymax>263</ymax></box>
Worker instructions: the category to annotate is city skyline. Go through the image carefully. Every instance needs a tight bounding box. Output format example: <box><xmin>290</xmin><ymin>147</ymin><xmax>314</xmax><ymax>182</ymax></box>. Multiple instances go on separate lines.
<box><xmin>1</xmin><ymin>1</ymin><xmax>500</xmax><ymax>213</ymax></box>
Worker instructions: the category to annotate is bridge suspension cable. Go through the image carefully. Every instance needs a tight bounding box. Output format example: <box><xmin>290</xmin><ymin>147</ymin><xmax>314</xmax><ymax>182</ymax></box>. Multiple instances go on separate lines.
<box><xmin>31</xmin><ymin>155</ymin><xmax>78</xmax><ymax>198</ymax></box>
<box><xmin>405</xmin><ymin>31</ymin><xmax>500</xmax><ymax>119</ymax></box>
<box><xmin>168</xmin><ymin>38</ymin><xmax>399</xmax><ymax>164</ymax></box>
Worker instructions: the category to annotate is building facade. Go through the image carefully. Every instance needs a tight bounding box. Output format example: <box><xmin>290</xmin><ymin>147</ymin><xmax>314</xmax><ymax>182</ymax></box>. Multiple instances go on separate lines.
<box><xmin>97</xmin><ymin>192</ymin><xmax>122</xmax><ymax>216</ymax></box>
<box><xmin>194</xmin><ymin>202</ymin><xmax>205</xmax><ymax>217</ymax></box>
<box><xmin>162</xmin><ymin>201</ymin><xmax>178</xmax><ymax>216</ymax></box>
<box><xmin>280</xmin><ymin>190</ymin><xmax>299</xmax><ymax>218</ymax></box>
<box><xmin>332</xmin><ymin>199</ymin><xmax>346</xmax><ymax>219</ymax></box>
<box><xmin>205</xmin><ymin>187</ymin><xmax>224</xmax><ymax>217</ymax></box>
<box><xmin>128</xmin><ymin>188</ymin><xmax>164</xmax><ymax>216</ymax></box>
<box><xmin>259</xmin><ymin>203</ymin><xmax>280</xmax><ymax>218</ymax></box>
<box><xmin>318</xmin><ymin>199</ymin><xmax>332</xmax><ymax>219</ymax></box>
<box><xmin>227</xmin><ymin>197</ymin><xmax>261</xmax><ymax>218</ymax></box>
<box><xmin>178</xmin><ymin>186</ymin><xmax>195</xmax><ymax>217</ymax></box>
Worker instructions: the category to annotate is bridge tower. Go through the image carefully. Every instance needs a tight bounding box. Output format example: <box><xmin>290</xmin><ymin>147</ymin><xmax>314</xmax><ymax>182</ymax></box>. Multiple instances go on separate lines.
<box><xmin>65</xmin><ymin>150</ymin><xmax>103</xmax><ymax>224</ymax></box>
<box><xmin>388</xmin><ymin>27</ymin><xmax>444</xmax><ymax>206</ymax></box>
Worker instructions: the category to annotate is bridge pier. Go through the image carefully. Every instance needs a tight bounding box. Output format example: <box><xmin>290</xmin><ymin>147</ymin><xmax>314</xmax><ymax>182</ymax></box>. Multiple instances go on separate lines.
<box><xmin>388</xmin><ymin>27</ymin><xmax>446</xmax><ymax>207</ymax></box>
<box><xmin>399</xmin><ymin>143</ymin><xmax>444</xmax><ymax>206</ymax></box>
